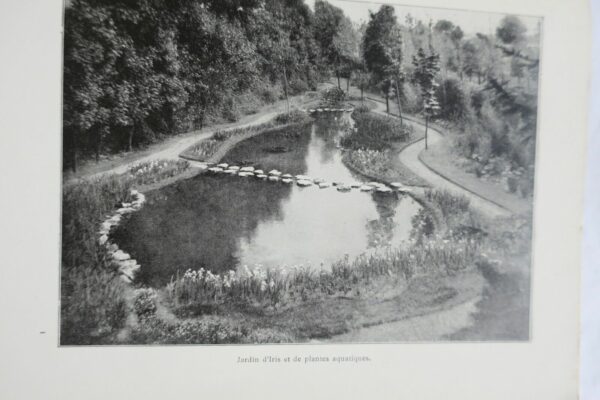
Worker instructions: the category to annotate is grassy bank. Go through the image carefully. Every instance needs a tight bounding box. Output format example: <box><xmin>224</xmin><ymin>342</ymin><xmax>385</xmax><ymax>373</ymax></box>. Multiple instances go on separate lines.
<box><xmin>180</xmin><ymin>111</ymin><xmax>313</xmax><ymax>163</ymax></box>
<box><xmin>61</xmin><ymin>159</ymin><xmax>191</xmax><ymax>344</ymax></box>
<box><xmin>341</xmin><ymin>106</ymin><xmax>428</xmax><ymax>187</ymax></box>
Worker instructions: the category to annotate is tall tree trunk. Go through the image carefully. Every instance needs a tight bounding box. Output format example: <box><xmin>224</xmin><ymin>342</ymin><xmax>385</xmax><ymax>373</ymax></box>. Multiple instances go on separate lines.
<box><xmin>425</xmin><ymin>116</ymin><xmax>429</xmax><ymax>150</ymax></box>
<box><xmin>283</xmin><ymin>65</ymin><xmax>290</xmax><ymax>114</ymax></box>
<box><xmin>394</xmin><ymin>79</ymin><xmax>404</xmax><ymax>126</ymax></box>
<box><xmin>128</xmin><ymin>127</ymin><xmax>134</xmax><ymax>152</ymax></box>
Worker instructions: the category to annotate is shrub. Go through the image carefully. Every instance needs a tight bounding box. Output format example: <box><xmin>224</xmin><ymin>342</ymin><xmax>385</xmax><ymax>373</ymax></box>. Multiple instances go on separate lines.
<box><xmin>321</xmin><ymin>86</ymin><xmax>346</xmax><ymax>106</ymax></box>
<box><xmin>288</xmin><ymin>78</ymin><xmax>310</xmax><ymax>95</ymax></box>
<box><xmin>435</xmin><ymin>78</ymin><xmax>469</xmax><ymax>122</ymax></box>
<box><xmin>343</xmin><ymin>110</ymin><xmax>413</xmax><ymax>150</ymax></box>
<box><xmin>133</xmin><ymin>288</ymin><xmax>158</xmax><ymax>320</ymax></box>
<box><xmin>425</xmin><ymin>189</ymin><xmax>470</xmax><ymax>219</ymax></box>
<box><xmin>131</xmin><ymin>316</ymin><xmax>247</xmax><ymax>344</ymax></box>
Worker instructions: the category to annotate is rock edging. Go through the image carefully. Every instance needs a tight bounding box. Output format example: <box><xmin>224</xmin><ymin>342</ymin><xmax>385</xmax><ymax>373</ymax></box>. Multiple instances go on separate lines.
<box><xmin>98</xmin><ymin>189</ymin><xmax>146</xmax><ymax>283</ymax></box>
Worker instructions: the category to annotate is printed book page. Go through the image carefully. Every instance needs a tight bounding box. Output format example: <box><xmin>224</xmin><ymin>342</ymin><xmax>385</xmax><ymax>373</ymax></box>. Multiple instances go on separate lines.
<box><xmin>0</xmin><ymin>0</ymin><xmax>591</xmax><ymax>398</ymax></box>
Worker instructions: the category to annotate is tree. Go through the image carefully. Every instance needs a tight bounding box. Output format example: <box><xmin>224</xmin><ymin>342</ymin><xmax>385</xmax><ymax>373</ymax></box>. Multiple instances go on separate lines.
<box><xmin>496</xmin><ymin>16</ymin><xmax>527</xmax><ymax>46</ymax></box>
<box><xmin>362</xmin><ymin>5</ymin><xmax>402</xmax><ymax>114</ymax></box>
<box><xmin>412</xmin><ymin>47</ymin><xmax>441</xmax><ymax>149</ymax></box>
<box><xmin>314</xmin><ymin>1</ymin><xmax>357</xmax><ymax>89</ymax></box>
<box><xmin>461</xmin><ymin>40</ymin><xmax>481</xmax><ymax>83</ymax></box>
<box><xmin>385</xmin><ymin>25</ymin><xmax>405</xmax><ymax>125</ymax></box>
<box><xmin>354</xmin><ymin>67</ymin><xmax>370</xmax><ymax>101</ymax></box>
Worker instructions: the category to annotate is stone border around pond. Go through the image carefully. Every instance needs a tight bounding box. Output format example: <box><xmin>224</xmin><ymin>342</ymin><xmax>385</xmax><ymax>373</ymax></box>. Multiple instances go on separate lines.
<box><xmin>98</xmin><ymin>189</ymin><xmax>146</xmax><ymax>283</ymax></box>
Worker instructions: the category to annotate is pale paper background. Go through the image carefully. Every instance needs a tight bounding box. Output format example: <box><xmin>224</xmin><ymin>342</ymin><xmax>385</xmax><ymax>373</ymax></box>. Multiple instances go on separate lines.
<box><xmin>581</xmin><ymin>0</ymin><xmax>599</xmax><ymax>398</ymax></box>
<box><xmin>0</xmin><ymin>0</ymin><xmax>590</xmax><ymax>398</ymax></box>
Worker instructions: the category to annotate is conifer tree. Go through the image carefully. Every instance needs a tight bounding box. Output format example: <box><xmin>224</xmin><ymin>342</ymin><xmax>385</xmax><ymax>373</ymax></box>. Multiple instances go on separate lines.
<box><xmin>412</xmin><ymin>46</ymin><xmax>440</xmax><ymax>149</ymax></box>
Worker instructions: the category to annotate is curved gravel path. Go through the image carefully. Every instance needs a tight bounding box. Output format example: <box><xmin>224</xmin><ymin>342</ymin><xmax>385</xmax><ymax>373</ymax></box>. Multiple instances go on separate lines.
<box><xmin>367</xmin><ymin>99</ymin><xmax>510</xmax><ymax>218</ymax></box>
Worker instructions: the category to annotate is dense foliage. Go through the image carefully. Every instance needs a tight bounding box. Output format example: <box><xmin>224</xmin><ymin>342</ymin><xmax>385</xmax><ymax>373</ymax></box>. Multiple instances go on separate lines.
<box><xmin>360</xmin><ymin>11</ymin><xmax>539</xmax><ymax>192</ymax></box>
<box><xmin>64</xmin><ymin>0</ymin><xmax>329</xmax><ymax>170</ymax></box>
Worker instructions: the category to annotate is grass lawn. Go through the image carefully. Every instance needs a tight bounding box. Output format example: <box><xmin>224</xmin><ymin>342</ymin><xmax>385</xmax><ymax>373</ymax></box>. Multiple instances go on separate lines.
<box><xmin>420</xmin><ymin>138</ymin><xmax>533</xmax><ymax>216</ymax></box>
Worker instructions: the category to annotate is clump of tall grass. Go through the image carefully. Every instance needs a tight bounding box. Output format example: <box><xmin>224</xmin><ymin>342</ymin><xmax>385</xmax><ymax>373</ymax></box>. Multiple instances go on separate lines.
<box><xmin>181</xmin><ymin>112</ymin><xmax>312</xmax><ymax>161</ymax></box>
<box><xmin>350</xmin><ymin>109</ymin><xmax>414</xmax><ymax>144</ymax></box>
<box><xmin>424</xmin><ymin>189</ymin><xmax>471</xmax><ymax>219</ymax></box>
<box><xmin>61</xmin><ymin>265</ymin><xmax>129</xmax><ymax>344</ymax></box>
<box><xmin>343</xmin><ymin>148</ymin><xmax>391</xmax><ymax>177</ymax></box>
<box><xmin>165</xmin><ymin>237</ymin><xmax>480</xmax><ymax>313</ymax></box>
<box><xmin>128</xmin><ymin>160</ymin><xmax>189</xmax><ymax>186</ymax></box>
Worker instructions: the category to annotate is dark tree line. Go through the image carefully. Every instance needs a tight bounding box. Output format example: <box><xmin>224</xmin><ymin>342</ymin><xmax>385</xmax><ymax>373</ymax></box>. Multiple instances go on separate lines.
<box><xmin>63</xmin><ymin>0</ymin><xmax>336</xmax><ymax>171</ymax></box>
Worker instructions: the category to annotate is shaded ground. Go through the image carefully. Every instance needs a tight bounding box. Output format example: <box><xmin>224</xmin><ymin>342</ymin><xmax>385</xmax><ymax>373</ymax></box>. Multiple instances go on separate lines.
<box><xmin>63</xmin><ymin>91</ymin><xmax>320</xmax><ymax>185</ymax></box>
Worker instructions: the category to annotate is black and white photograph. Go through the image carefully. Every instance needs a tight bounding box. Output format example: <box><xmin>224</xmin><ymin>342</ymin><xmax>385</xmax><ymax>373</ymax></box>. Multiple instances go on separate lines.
<box><xmin>60</xmin><ymin>0</ymin><xmax>543</xmax><ymax>345</ymax></box>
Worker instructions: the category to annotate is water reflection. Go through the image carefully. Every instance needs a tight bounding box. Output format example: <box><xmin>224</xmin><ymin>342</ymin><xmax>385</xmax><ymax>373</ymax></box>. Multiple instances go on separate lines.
<box><xmin>113</xmin><ymin>116</ymin><xmax>421</xmax><ymax>287</ymax></box>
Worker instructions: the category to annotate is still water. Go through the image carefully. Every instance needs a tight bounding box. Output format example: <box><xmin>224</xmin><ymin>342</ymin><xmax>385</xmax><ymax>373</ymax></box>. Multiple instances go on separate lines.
<box><xmin>113</xmin><ymin>114</ymin><xmax>421</xmax><ymax>287</ymax></box>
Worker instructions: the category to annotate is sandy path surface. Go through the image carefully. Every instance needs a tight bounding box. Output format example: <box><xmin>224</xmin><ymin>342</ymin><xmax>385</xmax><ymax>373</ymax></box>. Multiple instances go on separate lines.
<box><xmin>368</xmin><ymin>99</ymin><xmax>510</xmax><ymax>218</ymax></box>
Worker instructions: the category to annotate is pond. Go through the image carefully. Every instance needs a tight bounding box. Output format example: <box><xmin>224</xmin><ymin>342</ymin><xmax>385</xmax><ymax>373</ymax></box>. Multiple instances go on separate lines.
<box><xmin>112</xmin><ymin>113</ymin><xmax>422</xmax><ymax>287</ymax></box>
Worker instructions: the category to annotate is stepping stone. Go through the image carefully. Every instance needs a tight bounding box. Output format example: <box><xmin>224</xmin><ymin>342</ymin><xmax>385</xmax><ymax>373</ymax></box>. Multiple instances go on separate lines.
<box><xmin>314</xmin><ymin>178</ymin><xmax>325</xmax><ymax>184</ymax></box>
<box><xmin>324</xmin><ymin>108</ymin><xmax>330</xmax><ymax>111</ymax></box>
<box><xmin>282</xmin><ymin>178</ymin><xmax>293</xmax><ymax>184</ymax></box>
<box><xmin>240</xmin><ymin>166</ymin><xmax>255</xmax><ymax>172</ymax></box>
<box><xmin>318</xmin><ymin>182</ymin><xmax>331</xmax><ymax>189</ymax></box>
<box><xmin>309</xmin><ymin>109</ymin><xmax>315</xmax><ymax>113</ymax></box>
<box><xmin>297</xmin><ymin>179</ymin><xmax>313</xmax><ymax>187</ymax></box>
<box><xmin>208</xmin><ymin>167</ymin><xmax>224</xmax><ymax>173</ymax></box>
<box><xmin>217</xmin><ymin>163</ymin><xmax>228</xmax><ymax>169</ymax></box>
<box><xmin>268</xmin><ymin>176</ymin><xmax>281</xmax><ymax>182</ymax></box>
<box><xmin>238</xmin><ymin>172</ymin><xmax>253</xmax><ymax>177</ymax></box>
<box><xmin>295</xmin><ymin>175</ymin><xmax>312</xmax><ymax>181</ymax></box>
<box><xmin>282</xmin><ymin>174</ymin><xmax>293</xmax><ymax>179</ymax></box>
<box><xmin>254</xmin><ymin>169</ymin><xmax>264</xmax><ymax>175</ymax></box>
<box><xmin>228</xmin><ymin>166</ymin><xmax>240</xmax><ymax>171</ymax></box>
<box><xmin>368</xmin><ymin>181</ymin><xmax>383</xmax><ymax>187</ymax></box>
<box><xmin>376</xmin><ymin>186</ymin><xmax>393</xmax><ymax>193</ymax></box>
<box><xmin>350</xmin><ymin>182</ymin><xmax>362</xmax><ymax>188</ymax></box>
<box><xmin>112</xmin><ymin>250</ymin><xmax>130</xmax><ymax>261</ymax></box>
<box><xmin>360</xmin><ymin>185</ymin><xmax>373</xmax><ymax>192</ymax></box>
<box><xmin>223</xmin><ymin>170</ymin><xmax>237</xmax><ymax>175</ymax></box>
<box><xmin>337</xmin><ymin>185</ymin><xmax>352</xmax><ymax>192</ymax></box>
<box><xmin>119</xmin><ymin>259</ymin><xmax>138</xmax><ymax>270</ymax></box>
<box><xmin>390</xmin><ymin>182</ymin><xmax>404</xmax><ymax>189</ymax></box>
<box><xmin>316</xmin><ymin>108</ymin><xmax>323</xmax><ymax>112</ymax></box>
<box><xmin>268</xmin><ymin>170</ymin><xmax>282</xmax><ymax>176</ymax></box>
<box><xmin>256</xmin><ymin>174</ymin><xmax>267</xmax><ymax>180</ymax></box>
<box><xmin>98</xmin><ymin>235</ymin><xmax>108</xmax><ymax>245</ymax></box>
